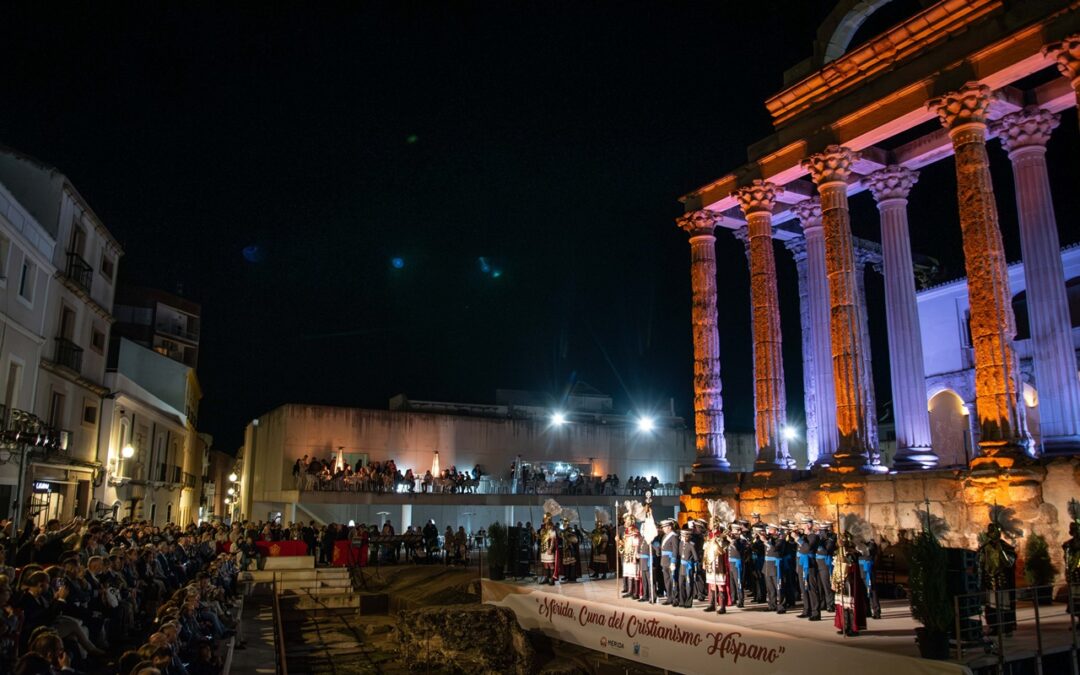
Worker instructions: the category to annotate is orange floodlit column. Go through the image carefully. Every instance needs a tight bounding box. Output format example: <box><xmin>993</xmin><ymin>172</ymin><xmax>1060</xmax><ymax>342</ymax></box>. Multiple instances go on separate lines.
<box><xmin>677</xmin><ymin>210</ymin><xmax>731</xmax><ymax>472</ymax></box>
<box><xmin>1045</xmin><ymin>34</ymin><xmax>1080</xmax><ymax>128</ymax></box>
<box><xmin>734</xmin><ymin>181</ymin><xmax>793</xmax><ymax>470</ymax></box>
<box><xmin>865</xmin><ymin>166</ymin><xmax>937</xmax><ymax>469</ymax></box>
<box><xmin>994</xmin><ymin>106</ymin><xmax>1080</xmax><ymax>453</ymax></box>
<box><xmin>930</xmin><ymin>83</ymin><xmax>1027</xmax><ymax>467</ymax></box>
<box><xmin>802</xmin><ymin>147</ymin><xmax>872</xmax><ymax>471</ymax></box>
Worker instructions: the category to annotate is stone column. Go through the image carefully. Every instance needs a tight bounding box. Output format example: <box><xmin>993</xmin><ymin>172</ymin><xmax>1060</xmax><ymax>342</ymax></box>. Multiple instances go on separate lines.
<box><xmin>792</xmin><ymin>198</ymin><xmax>838</xmax><ymax>464</ymax></box>
<box><xmin>802</xmin><ymin>146</ymin><xmax>872</xmax><ymax>470</ymax></box>
<box><xmin>865</xmin><ymin>166</ymin><xmax>937</xmax><ymax>469</ymax></box>
<box><xmin>677</xmin><ymin>210</ymin><xmax>731</xmax><ymax>472</ymax></box>
<box><xmin>1045</xmin><ymin>34</ymin><xmax>1080</xmax><ymax>128</ymax></box>
<box><xmin>734</xmin><ymin>181</ymin><xmax>792</xmax><ymax>470</ymax></box>
<box><xmin>995</xmin><ymin>106</ymin><xmax>1080</xmax><ymax>453</ymax></box>
<box><xmin>784</xmin><ymin>236</ymin><xmax>819</xmax><ymax>467</ymax></box>
<box><xmin>930</xmin><ymin>83</ymin><xmax>1026</xmax><ymax>468</ymax></box>
<box><xmin>852</xmin><ymin>243</ymin><xmax>881</xmax><ymax>457</ymax></box>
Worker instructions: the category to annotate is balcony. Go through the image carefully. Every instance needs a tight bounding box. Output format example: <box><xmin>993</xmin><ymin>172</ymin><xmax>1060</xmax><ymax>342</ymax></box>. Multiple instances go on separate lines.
<box><xmin>183</xmin><ymin>472</ymin><xmax>197</xmax><ymax>489</ymax></box>
<box><xmin>53</xmin><ymin>337</ymin><xmax>84</xmax><ymax>373</ymax></box>
<box><xmin>64</xmin><ymin>252</ymin><xmax>93</xmax><ymax>294</ymax></box>
<box><xmin>155</xmin><ymin>321</ymin><xmax>200</xmax><ymax>343</ymax></box>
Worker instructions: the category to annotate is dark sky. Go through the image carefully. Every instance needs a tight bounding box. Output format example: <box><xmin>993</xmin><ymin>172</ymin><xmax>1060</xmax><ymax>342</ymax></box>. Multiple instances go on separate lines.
<box><xmin>3</xmin><ymin>2</ymin><xmax>1078</xmax><ymax>452</ymax></box>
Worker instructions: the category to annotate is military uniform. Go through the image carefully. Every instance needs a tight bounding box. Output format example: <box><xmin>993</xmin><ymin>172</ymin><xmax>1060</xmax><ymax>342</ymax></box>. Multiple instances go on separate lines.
<box><xmin>856</xmin><ymin>538</ymin><xmax>881</xmax><ymax>619</ymax></box>
<box><xmin>815</xmin><ymin>523</ymin><xmax>836</xmax><ymax>611</ymax></box>
<box><xmin>660</xmin><ymin>520</ymin><xmax>679</xmax><ymax>605</ymax></box>
<box><xmin>678</xmin><ymin>528</ymin><xmax>698</xmax><ymax>608</ymax></box>
<box><xmin>637</xmin><ymin>527</ymin><xmax>655</xmax><ymax>602</ymax></box>
<box><xmin>726</xmin><ymin>526</ymin><xmax>747</xmax><ymax>608</ymax></box>
<box><xmin>691</xmin><ymin>520</ymin><xmax>707</xmax><ymax>601</ymax></box>
<box><xmin>762</xmin><ymin>525</ymin><xmax>784</xmax><ymax>613</ymax></box>
<box><xmin>795</xmin><ymin>520</ymin><xmax>821</xmax><ymax>620</ymax></box>
<box><xmin>750</xmin><ymin>525</ymin><xmax>766</xmax><ymax>603</ymax></box>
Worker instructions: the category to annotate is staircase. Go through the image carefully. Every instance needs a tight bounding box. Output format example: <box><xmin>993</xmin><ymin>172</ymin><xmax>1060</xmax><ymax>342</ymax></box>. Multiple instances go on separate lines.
<box><xmin>244</xmin><ymin>557</ymin><xmax>360</xmax><ymax>610</ymax></box>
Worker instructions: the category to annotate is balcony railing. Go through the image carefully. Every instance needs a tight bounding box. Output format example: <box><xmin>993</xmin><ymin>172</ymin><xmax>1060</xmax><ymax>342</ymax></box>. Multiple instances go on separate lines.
<box><xmin>54</xmin><ymin>337</ymin><xmax>84</xmax><ymax>373</ymax></box>
<box><xmin>155</xmin><ymin>322</ymin><xmax>200</xmax><ymax>343</ymax></box>
<box><xmin>183</xmin><ymin>472</ymin><xmax>197</xmax><ymax>489</ymax></box>
<box><xmin>64</xmin><ymin>252</ymin><xmax>93</xmax><ymax>293</ymax></box>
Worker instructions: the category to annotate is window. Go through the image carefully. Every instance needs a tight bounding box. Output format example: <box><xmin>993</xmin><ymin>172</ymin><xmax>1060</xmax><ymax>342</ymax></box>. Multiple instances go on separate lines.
<box><xmin>0</xmin><ymin>234</ymin><xmax>10</xmax><ymax>283</ymax></box>
<box><xmin>100</xmin><ymin>254</ymin><xmax>115</xmax><ymax>282</ymax></box>
<box><xmin>4</xmin><ymin>361</ymin><xmax>22</xmax><ymax>414</ymax></box>
<box><xmin>18</xmin><ymin>259</ymin><xmax>35</xmax><ymax>303</ymax></box>
<box><xmin>48</xmin><ymin>391</ymin><xmax>65</xmax><ymax>429</ymax></box>
<box><xmin>82</xmin><ymin>400</ymin><xmax>98</xmax><ymax>426</ymax></box>
<box><xmin>90</xmin><ymin>327</ymin><xmax>106</xmax><ymax>353</ymax></box>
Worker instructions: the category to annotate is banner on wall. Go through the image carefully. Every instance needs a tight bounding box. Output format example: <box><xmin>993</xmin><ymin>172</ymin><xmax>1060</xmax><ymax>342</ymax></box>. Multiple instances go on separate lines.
<box><xmin>482</xmin><ymin>581</ymin><xmax>969</xmax><ymax>675</ymax></box>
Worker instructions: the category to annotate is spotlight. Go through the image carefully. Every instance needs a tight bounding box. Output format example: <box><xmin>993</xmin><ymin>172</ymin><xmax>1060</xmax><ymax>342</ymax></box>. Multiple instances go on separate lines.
<box><xmin>227</xmin><ymin>488</ymin><xmax>235</xmax><ymax>496</ymax></box>
<box><xmin>228</xmin><ymin>472</ymin><xmax>238</xmax><ymax>482</ymax></box>
<box><xmin>782</xmin><ymin>425</ymin><xmax>798</xmax><ymax>441</ymax></box>
<box><xmin>121</xmin><ymin>444</ymin><xmax>135</xmax><ymax>459</ymax></box>
<box><xmin>551</xmin><ymin>411</ymin><xmax>567</xmax><ymax>426</ymax></box>
<box><xmin>636</xmin><ymin>416</ymin><xmax>655</xmax><ymax>432</ymax></box>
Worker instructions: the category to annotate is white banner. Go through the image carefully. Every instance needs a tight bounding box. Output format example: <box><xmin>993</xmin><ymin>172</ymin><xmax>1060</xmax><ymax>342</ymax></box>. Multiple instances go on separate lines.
<box><xmin>483</xmin><ymin>581</ymin><xmax>970</xmax><ymax>675</ymax></box>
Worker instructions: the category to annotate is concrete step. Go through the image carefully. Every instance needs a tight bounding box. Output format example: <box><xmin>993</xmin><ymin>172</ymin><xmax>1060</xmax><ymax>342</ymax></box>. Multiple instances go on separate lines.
<box><xmin>277</xmin><ymin>577</ymin><xmax>351</xmax><ymax>591</ymax></box>
<box><xmin>282</xmin><ymin>586</ymin><xmax>355</xmax><ymax>597</ymax></box>
<box><xmin>263</xmin><ymin>556</ymin><xmax>315</xmax><ymax>570</ymax></box>
<box><xmin>246</xmin><ymin>569</ymin><xmax>319</xmax><ymax>583</ymax></box>
<box><xmin>281</xmin><ymin>593</ymin><xmax>361</xmax><ymax>610</ymax></box>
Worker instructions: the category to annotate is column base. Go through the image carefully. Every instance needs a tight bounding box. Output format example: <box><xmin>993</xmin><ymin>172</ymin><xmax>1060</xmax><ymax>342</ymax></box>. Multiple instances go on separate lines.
<box><xmin>693</xmin><ymin>457</ymin><xmax>731</xmax><ymax>473</ymax></box>
<box><xmin>1040</xmin><ymin>435</ymin><xmax>1080</xmax><ymax>456</ymax></box>
<box><xmin>893</xmin><ymin>447</ymin><xmax>940</xmax><ymax>471</ymax></box>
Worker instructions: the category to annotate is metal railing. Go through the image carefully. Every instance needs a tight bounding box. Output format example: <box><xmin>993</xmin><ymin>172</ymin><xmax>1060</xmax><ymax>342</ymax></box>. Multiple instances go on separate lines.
<box><xmin>297</xmin><ymin>473</ymin><xmax>682</xmax><ymax>497</ymax></box>
<box><xmin>271</xmin><ymin>574</ymin><xmax>287</xmax><ymax>675</ymax></box>
<box><xmin>952</xmin><ymin>583</ymin><xmax>1079</xmax><ymax>675</ymax></box>
<box><xmin>155</xmin><ymin>321</ymin><xmax>200</xmax><ymax>343</ymax></box>
<box><xmin>64</xmin><ymin>251</ymin><xmax>93</xmax><ymax>293</ymax></box>
<box><xmin>53</xmin><ymin>337</ymin><xmax>83</xmax><ymax>373</ymax></box>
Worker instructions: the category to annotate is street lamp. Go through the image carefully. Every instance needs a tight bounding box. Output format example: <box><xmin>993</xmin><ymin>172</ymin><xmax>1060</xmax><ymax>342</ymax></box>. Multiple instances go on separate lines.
<box><xmin>228</xmin><ymin>472</ymin><xmax>238</xmax><ymax>482</ymax></box>
<box><xmin>121</xmin><ymin>444</ymin><xmax>135</xmax><ymax>459</ymax></box>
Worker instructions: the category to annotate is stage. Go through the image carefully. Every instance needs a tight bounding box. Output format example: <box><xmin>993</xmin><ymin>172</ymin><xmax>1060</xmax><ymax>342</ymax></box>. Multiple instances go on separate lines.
<box><xmin>482</xmin><ymin>577</ymin><xmax>1076</xmax><ymax>675</ymax></box>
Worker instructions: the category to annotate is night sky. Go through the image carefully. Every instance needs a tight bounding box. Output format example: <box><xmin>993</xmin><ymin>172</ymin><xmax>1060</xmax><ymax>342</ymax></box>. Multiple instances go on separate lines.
<box><xmin>3</xmin><ymin>2</ymin><xmax>1078</xmax><ymax>452</ymax></box>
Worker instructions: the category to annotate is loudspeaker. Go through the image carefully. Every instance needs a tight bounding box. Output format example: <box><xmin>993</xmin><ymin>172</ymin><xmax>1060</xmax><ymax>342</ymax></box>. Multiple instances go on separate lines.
<box><xmin>508</xmin><ymin>527</ymin><xmax>532</xmax><ymax>577</ymax></box>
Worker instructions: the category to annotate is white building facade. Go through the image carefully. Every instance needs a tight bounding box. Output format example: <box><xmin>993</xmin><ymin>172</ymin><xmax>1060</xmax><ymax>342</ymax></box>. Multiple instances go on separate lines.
<box><xmin>917</xmin><ymin>245</ymin><xmax>1080</xmax><ymax>467</ymax></box>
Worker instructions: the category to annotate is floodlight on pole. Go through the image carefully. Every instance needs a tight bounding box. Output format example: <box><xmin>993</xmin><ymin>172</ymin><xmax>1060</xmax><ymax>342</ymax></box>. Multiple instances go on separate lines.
<box><xmin>782</xmin><ymin>425</ymin><xmax>798</xmax><ymax>441</ymax></box>
<box><xmin>636</xmin><ymin>416</ymin><xmax>655</xmax><ymax>433</ymax></box>
<box><xmin>551</xmin><ymin>411</ymin><xmax>567</xmax><ymax>426</ymax></box>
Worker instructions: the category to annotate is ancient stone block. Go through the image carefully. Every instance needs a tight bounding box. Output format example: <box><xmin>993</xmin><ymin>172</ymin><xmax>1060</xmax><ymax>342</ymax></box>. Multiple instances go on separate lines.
<box><xmin>397</xmin><ymin>605</ymin><xmax>534</xmax><ymax>675</ymax></box>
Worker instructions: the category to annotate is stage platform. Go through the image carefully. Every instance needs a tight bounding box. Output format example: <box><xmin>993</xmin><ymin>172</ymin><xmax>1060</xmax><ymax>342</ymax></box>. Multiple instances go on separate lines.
<box><xmin>482</xmin><ymin>577</ymin><xmax>1076</xmax><ymax>675</ymax></box>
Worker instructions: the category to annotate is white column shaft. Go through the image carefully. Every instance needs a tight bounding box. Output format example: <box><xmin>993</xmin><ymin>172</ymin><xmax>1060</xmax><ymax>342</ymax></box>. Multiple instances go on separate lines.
<box><xmin>1010</xmin><ymin>145</ymin><xmax>1080</xmax><ymax>446</ymax></box>
<box><xmin>803</xmin><ymin>226</ymin><xmax>838</xmax><ymax>460</ymax></box>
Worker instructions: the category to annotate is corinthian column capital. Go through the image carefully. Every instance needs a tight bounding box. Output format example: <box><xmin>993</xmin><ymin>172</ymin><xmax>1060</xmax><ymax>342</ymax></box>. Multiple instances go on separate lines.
<box><xmin>992</xmin><ymin>106</ymin><xmax>1060</xmax><ymax>155</ymax></box>
<box><xmin>791</xmin><ymin>197</ymin><xmax>822</xmax><ymax>229</ymax></box>
<box><xmin>1044</xmin><ymin>33</ymin><xmax>1080</xmax><ymax>84</ymax></box>
<box><xmin>801</xmin><ymin>146</ymin><xmax>860</xmax><ymax>186</ymax></box>
<box><xmin>676</xmin><ymin>209</ymin><xmax>724</xmax><ymax>237</ymax></box>
<box><xmin>929</xmin><ymin>82</ymin><xmax>994</xmax><ymax>131</ymax></box>
<box><xmin>733</xmin><ymin>180</ymin><xmax>782</xmax><ymax>215</ymax></box>
<box><xmin>783</xmin><ymin>235</ymin><xmax>807</xmax><ymax>261</ymax></box>
<box><xmin>865</xmin><ymin>166</ymin><xmax>919</xmax><ymax>203</ymax></box>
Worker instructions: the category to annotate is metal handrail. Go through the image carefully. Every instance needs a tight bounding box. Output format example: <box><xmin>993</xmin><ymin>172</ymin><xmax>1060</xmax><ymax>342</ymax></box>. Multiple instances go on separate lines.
<box><xmin>64</xmin><ymin>251</ymin><xmax>93</xmax><ymax>293</ymax></box>
<box><xmin>951</xmin><ymin>582</ymin><xmax>1079</xmax><ymax>675</ymax></box>
<box><xmin>271</xmin><ymin>572</ymin><xmax>288</xmax><ymax>675</ymax></box>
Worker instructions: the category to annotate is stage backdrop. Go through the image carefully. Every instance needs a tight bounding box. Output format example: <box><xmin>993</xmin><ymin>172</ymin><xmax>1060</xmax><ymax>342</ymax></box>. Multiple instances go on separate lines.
<box><xmin>482</xmin><ymin>581</ymin><xmax>970</xmax><ymax>675</ymax></box>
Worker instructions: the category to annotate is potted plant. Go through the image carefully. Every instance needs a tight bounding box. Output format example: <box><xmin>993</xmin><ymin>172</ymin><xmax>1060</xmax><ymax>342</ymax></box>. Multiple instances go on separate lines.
<box><xmin>1022</xmin><ymin>532</ymin><xmax>1055</xmax><ymax>605</ymax></box>
<box><xmin>487</xmin><ymin>521</ymin><xmax>508</xmax><ymax>581</ymax></box>
<box><xmin>909</xmin><ymin>527</ymin><xmax>953</xmax><ymax>659</ymax></box>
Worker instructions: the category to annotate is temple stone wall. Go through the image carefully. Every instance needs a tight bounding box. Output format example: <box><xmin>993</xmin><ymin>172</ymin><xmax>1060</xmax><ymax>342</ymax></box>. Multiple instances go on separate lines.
<box><xmin>684</xmin><ymin>457</ymin><xmax>1079</xmax><ymax>587</ymax></box>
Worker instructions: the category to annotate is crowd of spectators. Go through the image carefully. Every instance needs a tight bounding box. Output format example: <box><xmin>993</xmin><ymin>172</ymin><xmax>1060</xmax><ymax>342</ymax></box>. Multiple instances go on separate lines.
<box><xmin>0</xmin><ymin>515</ymin><xmax>242</xmax><ymax>675</ymax></box>
<box><xmin>292</xmin><ymin>455</ymin><xmax>484</xmax><ymax>494</ymax></box>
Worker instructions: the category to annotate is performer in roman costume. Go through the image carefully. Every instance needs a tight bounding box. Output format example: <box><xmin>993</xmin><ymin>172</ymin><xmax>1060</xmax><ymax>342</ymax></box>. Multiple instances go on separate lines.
<box><xmin>978</xmin><ymin>505</ymin><xmax>1021</xmax><ymax>635</ymax></box>
<box><xmin>560</xmin><ymin>509</ymin><xmax>581</xmax><ymax>583</ymax></box>
<box><xmin>619</xmin><ymin>501</ymin><xmax>642</xmax><ymax>597</ymax></box>
<box><xmin>589</xmin><ymin>508</ymin><xmax>612</xmax><ymax>579</ymax></box>
<box><xmin>537</xmin><ymin>499</ymin><xmax>562</xmax><ymax>585</ymax></box>
<box><xmin>702</xmin><ymin>499</ymin><xmax>734</xmax><ymax>614</ymax></box>
<box><xmin>832</xmin><ymin>530</ymin><xmax>868</xmax><ymax>636</ymax></box>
